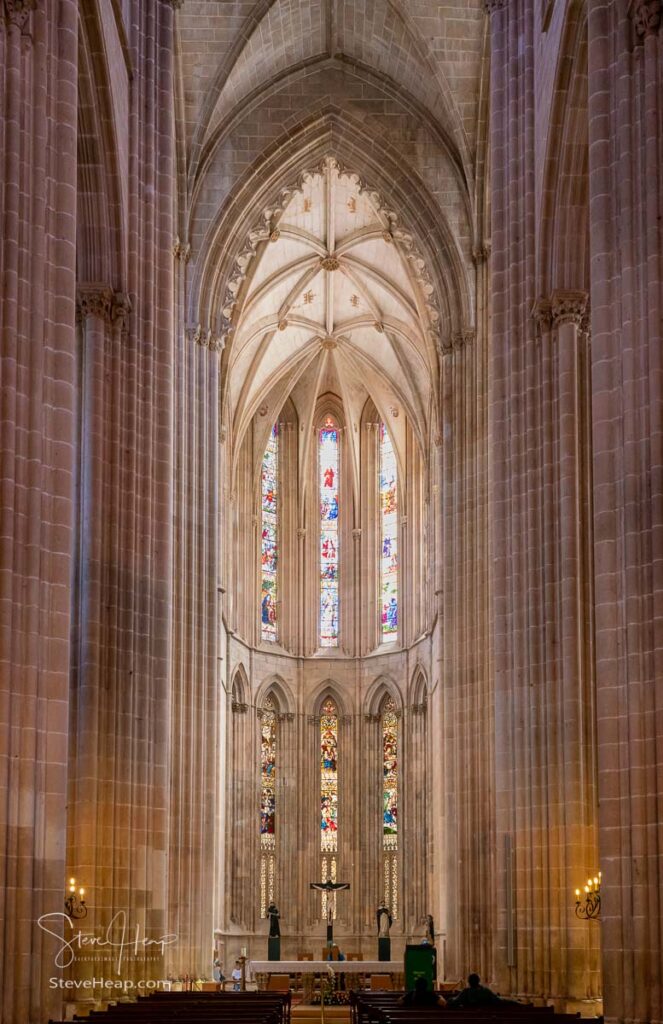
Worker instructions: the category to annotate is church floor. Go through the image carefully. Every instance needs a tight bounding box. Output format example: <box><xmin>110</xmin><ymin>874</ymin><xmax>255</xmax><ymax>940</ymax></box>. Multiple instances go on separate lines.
<box><xmin>291</xmin><ymin>1007</ymin><xmax>350</xmax><ymax>1023</ymax></box>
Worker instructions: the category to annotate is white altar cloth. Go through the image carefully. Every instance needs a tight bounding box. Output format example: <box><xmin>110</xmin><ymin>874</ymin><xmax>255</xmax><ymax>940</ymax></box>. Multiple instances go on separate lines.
<box><xmin>250</xmin><ymin>960</ymin><xmax>401</xmax><ymax>974</ymax></box>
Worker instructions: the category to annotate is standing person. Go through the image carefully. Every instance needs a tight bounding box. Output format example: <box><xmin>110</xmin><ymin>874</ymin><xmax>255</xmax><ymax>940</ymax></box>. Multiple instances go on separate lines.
<box><xmin>231</xmin><ymin>960</ymin><xmax>242</xmax><ymax>991</ymax></box>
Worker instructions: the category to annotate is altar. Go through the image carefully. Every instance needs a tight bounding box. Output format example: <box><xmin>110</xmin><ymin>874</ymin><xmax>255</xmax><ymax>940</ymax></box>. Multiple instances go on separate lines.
<box><xmin>251</xmin><ymin>960</ymin><xmax>402</xmax><ymax>975</ymax></box>
<box><xmin>250</xmin><ymin>959</ymin><xmax>404</xmax><ymax>997</ymax></box>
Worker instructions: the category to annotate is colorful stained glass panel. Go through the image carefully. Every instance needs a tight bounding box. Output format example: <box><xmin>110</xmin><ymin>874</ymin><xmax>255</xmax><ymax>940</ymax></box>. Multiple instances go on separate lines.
<box><xmin>319</xmin><ymin>422</ymin><xmax>339</xmax><ymax>646</ymax></box>
<box><xmin>320</xmin><ymin>698</ymin><xmax>338</xmax><ymax>852</ymax></box>
<box><xmin>260</xmin><ymin>696</ymin><xmax>276</xmax><ymax>848</ymax></box>
<box><xmin>379</xmin><ymin>423</ymin><xmax>398</xmax><ymax>639</ymax></box>
<box><xmin>382</xmin><ymin>697</ymin><xmax>398</xmax><ymax>850</ymax></box>
<box><xmin>261</xmin><ymin>424</ymin><xmax>278</xmax><ymax>641</ymax></box>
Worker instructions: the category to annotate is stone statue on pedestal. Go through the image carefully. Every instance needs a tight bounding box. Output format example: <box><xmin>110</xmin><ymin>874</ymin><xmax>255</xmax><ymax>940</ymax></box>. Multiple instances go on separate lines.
<box><xmin>267</xmin><ymin>902</ymin><xmax>281</xmax><ymax>960</ymax></box>
<box><xmin>377</xmin><ymin>902</ymin><xmax>392</xmax><ymax>961</ymax></box>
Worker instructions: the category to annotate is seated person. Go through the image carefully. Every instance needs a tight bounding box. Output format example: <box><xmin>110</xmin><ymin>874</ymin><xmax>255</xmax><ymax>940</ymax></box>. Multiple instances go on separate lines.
<box><xmin>400</xmin><ymin>976</ymin><xmax>446</xmax><ymax>1007</ymax></box>
<box><xmin>447</xmin><ymin>973</ymin><xmax>514</xmax><ymax>1007</ymax></box>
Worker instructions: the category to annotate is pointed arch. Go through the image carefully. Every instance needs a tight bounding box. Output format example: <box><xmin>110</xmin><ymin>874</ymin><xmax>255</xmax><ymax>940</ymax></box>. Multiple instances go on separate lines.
<box><xmin>231</xmin><ymin>663</ymin><xmax>250</xmax><ymax>706</ymax></box>
<box><xmin>77</xmin><ymin>4</ymin><xmax>125</xmax><ymax>288</ymax></box>
<box><xmin>308</xmin><ymin>680</ymin><xmax>349</xmax><ymax>720</ymax></box>
<box><xmin>192</xmin><ymin>110</ymin><xmax>470</xmax><ymax>370</ymax></box>
<box><xmin>409</xmin><ymin>665</ymin><xmax>429</xmax><ymax>707</ymax></box>
<box><xmin>255</xmin><ymin>675</ymin><xmax>295</xmax><ymax>716</ymax></box>
<box><xmin>538</xmin><ymin>1</ymin><xmax>589</xmax><ymax>296</ymax></box>
<box><xmin>365</xmin><ymin>675</ymin><xmax>402</xmax><ymax>717</ymax></box>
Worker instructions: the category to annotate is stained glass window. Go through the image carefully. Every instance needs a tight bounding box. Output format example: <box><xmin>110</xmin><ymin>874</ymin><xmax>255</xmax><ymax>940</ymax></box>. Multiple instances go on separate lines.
<box><xmin>261</xmin><ymin>696</ymin><xmax>277</xmax><ymax>847</ymax></box>
<box><xmin>261</xmin><ymin>424</ymin><xmax>278</xmax><ymax>641</ymax></box>
<box><xmin>320</xmin><ymin>698</ymin><xmax>338</xmax><ymax>853</ymax></box>
<box><xmin>319</xmin><ymin>418</ymin><xmax>340</xmax><ymax>646</ymax></box>
<box><xmin>382</xmin><ymin>696</ymin><xmax>398</xmax><ymax>916</ymax></box>
<box><xmin>260</xmin><ymin>695</ymin><xmax>277</xmax><ymax>917</ymax></box>
<box><xmin>320</xmin><ymin>697</ymin><xmax>338</xmax><ymax>919</ymax></box>
<box><xmin>379</xmin><ymin>423</ymin><xmax>398</xmax><ymax>640</ymax></box>
<box><xmin>382</xmin><ymin>697</ymin><xmax>398</xmax><ymax>851</ymax></box>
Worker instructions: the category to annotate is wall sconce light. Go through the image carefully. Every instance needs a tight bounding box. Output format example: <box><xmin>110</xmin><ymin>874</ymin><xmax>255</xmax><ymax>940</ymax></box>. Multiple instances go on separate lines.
<box><xmin>65</xmin><ymin>877</ymin><xmax>87</xmax><ymax>919</ymax></box>
<box><xmin>574</xmin><ymin>872</ymin><xmax>601</xmax><ymax>919</ymax></box>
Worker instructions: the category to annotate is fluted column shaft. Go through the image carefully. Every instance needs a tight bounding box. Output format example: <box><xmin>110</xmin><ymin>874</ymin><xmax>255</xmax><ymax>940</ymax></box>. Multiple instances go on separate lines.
<box><xmin>0</xmin><ymin>4</ymin><xmax>78</xmax><ymax>1022</ymax></box>
<box><xmin>588</xmin><ymin>4</ymin><xmax>663</xmax><ymax>1021</ymax></box>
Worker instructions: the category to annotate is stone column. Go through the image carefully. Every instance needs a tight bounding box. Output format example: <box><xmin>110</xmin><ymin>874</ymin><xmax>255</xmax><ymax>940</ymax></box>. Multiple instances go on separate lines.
<box><xmin>0</xmin><ymin>3</ymin><xmax>78</xmax><ymax>1022</ymax></box>
<box><xmin>439</xmin><ymin>326</ymin><xmax>493</xmax><ymax>983</ymax></box>
<box><xmin>359</xmin><ymin>714</ymin><xmax>382</xmax><ymax>941</ymax></box>
<box><xmin>588</xmin><ymin>4</ymin><xmax>663</xmax><ymax>1021</ymax></box>
<box><xmin>169</xmin><ymin>316</ymin><xmax>221</xmax><ymax>976</ymax></box>
<box><xmin>548</xmin><ymin>291</ymin><xmax>600</xmax><ymax>1006</ymax></box>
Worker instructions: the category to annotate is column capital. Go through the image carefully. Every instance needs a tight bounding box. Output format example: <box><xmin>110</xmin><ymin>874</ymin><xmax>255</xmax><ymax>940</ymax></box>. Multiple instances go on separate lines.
<box><xmin>443</xmin><ymin>327</ymin><xmax>475</xmax><ymax>354</ymax></box>
<box><xmin>472</xmin><ymin>242</ymin><xmax>492</xmax><ymax>264</ymax></box>
<box><xmin>551</xmin><ymin>289</ymin><xmax>588</xmax><ymax>328</ymax></box>
<box><xmin>173</xmin><ymin>237</ymin><xmax>191</xmax><ymax>263</ymax></box>
<box><xmin>76</xmin><ymin>285</ymin><xmax>114</xmax><ymax>325</ymax></box>
<box><xmin>531</xmin><ymin>298</ymin><xmax>553</xmax><ymax>332</ymax></box>
<box><xmin>161</xmin><ymin>0</ymin><xmax>184</xmax><ymax>8</ymax></box>
<box><xmin>186</xmin><ymin>322</ymin><xmax>224</xmax><ymax>353</ymax></box>
<box><xmin>3</xmin><ymin>0</ymin><xmax>36</xmax><ymax>30</ymax></box>
<box><xmin>629</xmin><ymin>0</ymin><xmax>661</xmax><ymax>38</ymax></box>
<box><xmin>111</xmin><ymin>292</ymin><xmax>132</xmax><ymax>330</ymax></box>
<box><xmin>482</xmin><ymin>0</ymin><xmax>507</xmax><ymax>12</ymax></box>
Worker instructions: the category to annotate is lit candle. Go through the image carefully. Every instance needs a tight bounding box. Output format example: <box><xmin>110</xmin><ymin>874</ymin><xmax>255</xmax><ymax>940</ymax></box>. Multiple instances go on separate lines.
<box><xmin>70</xmin><ymin>878</ymin><xmax>75</xmax><ymax>886</ymax></box>
<box><xmin>575</xmin><ymin>889</ymin><xmax>580</xmax><ymax>898</ymax></box>
<box><xmin>79</xmin><ymin>888</ymin><xmax>85</xmax><ymax>898</ymax></box>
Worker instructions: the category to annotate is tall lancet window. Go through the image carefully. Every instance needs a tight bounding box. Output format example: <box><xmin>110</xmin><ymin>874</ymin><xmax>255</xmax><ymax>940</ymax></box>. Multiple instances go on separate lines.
<box><xmin>379</xmin><ymin>423</ymin><xmax>398</xmax><ymax>641</ymax></box>
<box><xmin>382</xmin><ymin>695</ymin><xmax>399</xmax><ymax>916</ymax></box>
<box><xmin>320</xmin><ymin>697</ymin><xmax>339</xmax><ymax>918</ymax></box>
<box><xmin>259</xmin><ymin>694</ymin><xmax>277</xmax><ymax>917</ymax></box>
<box><xmin>261</xmin><ymin>424</ymin><xmax>279</xmax><ymax>641</ymax></box>
<box><xmin>319</xmin><ymin>418</ymin><xmax>340</xmax><ymax>647</ymax></box>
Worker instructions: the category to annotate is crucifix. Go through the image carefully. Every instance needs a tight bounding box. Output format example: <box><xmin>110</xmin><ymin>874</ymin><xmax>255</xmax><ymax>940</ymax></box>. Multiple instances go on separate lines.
<box><xmin>310</xmin><ymin>877</ymin><xmax>351</xmax><ymax>946</ymax></box>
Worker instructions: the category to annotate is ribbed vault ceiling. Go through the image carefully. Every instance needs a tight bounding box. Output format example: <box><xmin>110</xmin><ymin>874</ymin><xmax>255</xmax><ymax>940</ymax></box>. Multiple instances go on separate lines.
<box><xmin>227</xmin><ymin>158</ymin><xmax>438</xmax><ymax>476</ymax></box>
